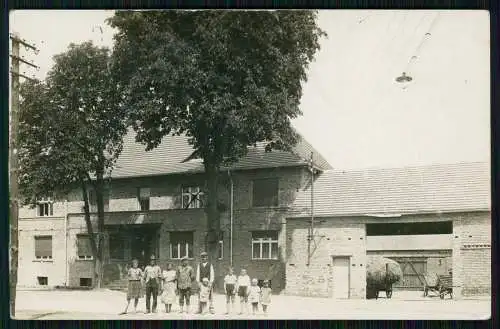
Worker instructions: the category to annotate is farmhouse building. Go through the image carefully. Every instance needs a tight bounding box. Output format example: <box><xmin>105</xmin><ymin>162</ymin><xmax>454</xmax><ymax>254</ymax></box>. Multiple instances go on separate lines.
<box><xmin>17</xmin><ymin>131</ymin><xmax>490</xmax><ymax>299</ymax></box>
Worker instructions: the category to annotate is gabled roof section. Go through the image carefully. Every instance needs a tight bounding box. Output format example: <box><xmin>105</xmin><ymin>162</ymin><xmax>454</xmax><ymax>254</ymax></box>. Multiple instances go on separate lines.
<box><xmin>292</xmin><ymin>161</ymin><xmax>491</xmax><ymax>217</ymax></box>
<box><xmin>111</xmin><ymin>129</ymin><xmax>331</xmax><ymax>178</ymax></box>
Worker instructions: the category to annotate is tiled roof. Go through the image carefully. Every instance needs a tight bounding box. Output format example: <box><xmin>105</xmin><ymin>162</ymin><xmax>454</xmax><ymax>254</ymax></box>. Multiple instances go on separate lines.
<box><xmin>292</xmin><ymin>161</ymin><xmax>491</xmax><ymax>217</ymax></box>
<box><xmin>111</xmin><ymin>129</ymin><xmax>332</xmax><ymax>178</ymax></box>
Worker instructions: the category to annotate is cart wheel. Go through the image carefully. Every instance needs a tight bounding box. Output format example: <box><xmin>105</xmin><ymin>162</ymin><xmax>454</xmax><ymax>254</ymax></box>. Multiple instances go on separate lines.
<box><xmin>439</xmin><ymin>292</ymin><xmax>445</xmax><ymax>299</ymax></box>
<box><xmin>386</xmin><ymin>289</ymin><xmax>392</xmax><ymax>298</ymax></box>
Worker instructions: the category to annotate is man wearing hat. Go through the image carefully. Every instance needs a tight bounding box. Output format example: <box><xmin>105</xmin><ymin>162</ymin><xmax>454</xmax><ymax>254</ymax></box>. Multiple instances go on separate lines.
<box><xmin>195</xmin><ymin>251</ymin><xmax>215</xmax><ymax>314</ymax></box>
<box><xmin>143</xmin><ymin>255</ymin><xmax>162</xmax><ymax>313</ymax></box>
<box><xmin>176</xmin><ymin>256</ymin><xmax>195</xmax><ymax>313</ymax></box>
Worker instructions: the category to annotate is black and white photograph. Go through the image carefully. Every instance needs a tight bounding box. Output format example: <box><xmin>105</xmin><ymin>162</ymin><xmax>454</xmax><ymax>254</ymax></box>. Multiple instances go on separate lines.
<box><xmin>8</xmin><ymin>9</ymin><xmax>490</xmax><ymax>320</ymax></box>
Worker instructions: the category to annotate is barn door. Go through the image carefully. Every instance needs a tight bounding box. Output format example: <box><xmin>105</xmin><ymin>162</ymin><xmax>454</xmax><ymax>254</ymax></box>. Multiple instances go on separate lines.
<box><xmin>391</xmin><ymin>257</ymin><xmax>427</xmax><ymax>290</ymax></box>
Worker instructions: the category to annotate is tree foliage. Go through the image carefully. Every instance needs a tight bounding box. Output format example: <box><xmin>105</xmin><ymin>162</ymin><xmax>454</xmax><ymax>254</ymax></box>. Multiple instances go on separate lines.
<box><xmin>107</xmin><ymin>10</ymin><xmax>326</xmax><ymax>258</ymax></box>
<box><xmin>18</xmin><ymin>41</ymin><xmax>127</xmax><ymax>287</ymax></box>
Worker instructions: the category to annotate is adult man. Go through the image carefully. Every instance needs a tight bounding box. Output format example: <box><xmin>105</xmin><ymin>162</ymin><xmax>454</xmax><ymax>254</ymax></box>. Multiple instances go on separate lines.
<box><xmin>196</xmin><ymin>251</ymin><xmax>215</xmax><ymax>314</ymax></box>
<box><xmin>143</xmin><ymin>255</ymin><xmax>162</xmax><ymax>313</ymax></box>
<box><xmin>176</xmin><ymin>256</ymin><xmax>195</xmax><ymax>313</ymax></box>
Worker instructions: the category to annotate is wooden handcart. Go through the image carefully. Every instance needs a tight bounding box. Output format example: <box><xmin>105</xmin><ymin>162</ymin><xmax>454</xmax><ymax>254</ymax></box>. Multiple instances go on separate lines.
<box><xmin>423</xmin><ymin>273</ymin><xmax>453</xmax><ymax>299</ymax></box>
<box><xmin>437</xmin><ymin>274</ymin><xmax>453</xmax><ymax>299</ymax></box>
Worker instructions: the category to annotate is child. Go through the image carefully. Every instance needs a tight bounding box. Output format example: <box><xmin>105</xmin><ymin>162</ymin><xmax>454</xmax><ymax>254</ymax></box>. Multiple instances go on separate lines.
<box><xmin>237</xmin><ymin>269</ymin><xmax>251</xmax><ymax>315</ymax></box>
<box><xmin>260</xmin><ymin>280</ymin><xmax>272</xmax><ymax>315</ymax></box>
<box><xmin>224</xmin><ymin>267</ymin><xmax>237</xmax><ymax>314</ymax></box>
<box><xmin>248</xmin><ymin>278</ymin><xmax>261</xmax><ymax>315</ymax></box>
<box><xmin>160</xmin><ymin>263</ymin><xmax>177</xmax><ymax>313</ymax></box>
<box><xmin>121</xmin><ymin>259</ymin><xmax>143</xmax><ymax>314</ymax></box>
<box><xmin>199</xmin><ymin>278</ymin><xmax>211</xmax><ymax>314</ymax></box>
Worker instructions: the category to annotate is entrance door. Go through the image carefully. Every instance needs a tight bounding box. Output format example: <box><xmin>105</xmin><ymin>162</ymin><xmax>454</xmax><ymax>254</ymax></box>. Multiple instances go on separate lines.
<box><xmin>130</xmin><ymin>225</ymin><xmax>160</xmax><ymax>268</ymax></box>
<box><xmin>331</xmin><ymin>256</ymin><xmax>350</xmax><ymax>299</ymax></box>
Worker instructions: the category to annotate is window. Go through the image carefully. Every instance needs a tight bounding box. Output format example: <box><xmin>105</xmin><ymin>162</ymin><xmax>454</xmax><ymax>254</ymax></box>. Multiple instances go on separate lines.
<box><xmin>181</xmin><ymin>186</ymin><xmax>204</xmax><ymax>209</ymax></box>
<box><xmin>252</xmin><ymin>178</ymin><xmax>279</xmax><ymax>207</ymax></box>
<box><xmin>34</xmin><ymin>236</ymin><xmax>53</xmax><ymax>260</ymax></box>
<box><xmin>252</xmin><ymin>231</ymin><xmax>279</xmax><ymax>260</ymax></box>
<box><xmin>109</xmin><ymin>233</ymin><xmax>125</xmax><ymax>260</ymax></box>
<box><xmin>80</xmin><ymin>278</ymin><xmax>92</xmax><ymax>287</ymax></box>
<box><xmin>37</xmin><ymin>276</ymin><xmax>48</xmax><ymax>285</ymax></box>
<box><xmin>366</xmin><ymin>221</ymin><xmax>453</xmax><ymax>236</ymax></box>
<box><xmin>218</xmin><ymin>239</ymin><xmax>223</xmax><ymax>260</ymax></box>
<box><xmin>138</xmin><ymin>187</ymin><xmax>150</xmax><ymax>211</ymax></box>
<box><xmin>37</xmin><ymin>198</ymin><xmax>53</xmax><ymax>217</ymax></box>
<box><xmin>77</xmin><ymin>234</ymin><xmax>93</xmax><ymax>260</ymax></box>
<box><xmin>170</xmin><ymin>232</ymin><xmax>194</xmax><ymax>259</ymax></box>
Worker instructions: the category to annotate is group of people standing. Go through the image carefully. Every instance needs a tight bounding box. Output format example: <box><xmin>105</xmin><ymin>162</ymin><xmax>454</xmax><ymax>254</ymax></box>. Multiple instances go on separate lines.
<box><xmin>121</xmin><ymin>251</ymin><xmax>272</xmax><ymax>316</ymax></box>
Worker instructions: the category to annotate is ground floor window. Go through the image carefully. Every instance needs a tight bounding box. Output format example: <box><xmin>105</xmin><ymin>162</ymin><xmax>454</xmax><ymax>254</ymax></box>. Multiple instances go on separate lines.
<box><xmin>34</xmin><ymin>235</ymin><xmax>53</xmax><ymax>260</ymax></box>
<box><xmin>37</xmin><ymin>276</ymin><xmax>48</xmax><ymax>285</ymax></box>
<box><xmin>170</xmin><ymin>231</ymin><xmax>194</xmax><ymax>259</ymax></box>
<box><xmin>76</xmin><ymin>234</ymin><xmax>94</xmax><ymax>260</ymax></box>
<box><xmin>252</xmin><ymin>231</ymin><xmax>279</xmax><ymax>260</ymax></box>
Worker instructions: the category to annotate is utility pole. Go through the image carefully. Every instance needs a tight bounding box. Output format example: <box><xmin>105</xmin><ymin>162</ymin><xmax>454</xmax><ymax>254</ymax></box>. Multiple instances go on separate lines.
<box><xmin>9</xmin><ymin>32</ymin><xmax>39</xmax><ymax>318</ymax></box>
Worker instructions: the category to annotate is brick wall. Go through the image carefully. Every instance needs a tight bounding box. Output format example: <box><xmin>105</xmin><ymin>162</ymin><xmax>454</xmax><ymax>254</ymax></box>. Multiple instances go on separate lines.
<box><xmin>452</xmin><ymin>212</ymin><xmax>491</xmax><ymax>297</ymax></box>
<box><xmin>285</xmin><ymin>218</ymin><xmax>367</xmax><ymax>298</ymax></box>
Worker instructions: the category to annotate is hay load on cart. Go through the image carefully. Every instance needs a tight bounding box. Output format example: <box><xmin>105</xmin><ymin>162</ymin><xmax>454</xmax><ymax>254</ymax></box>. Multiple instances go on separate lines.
<box><xmin>366</xmin><ymin>256</ymin><xmax>403</xmax><ymax>299</ymax></box>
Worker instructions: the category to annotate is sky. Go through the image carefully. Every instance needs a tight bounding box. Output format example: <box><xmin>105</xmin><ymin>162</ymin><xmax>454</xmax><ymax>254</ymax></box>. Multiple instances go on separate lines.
<box><xmin>10</xmin><ymin>10</ymin><xmax>490</xmax><ymax>170</ymax></box>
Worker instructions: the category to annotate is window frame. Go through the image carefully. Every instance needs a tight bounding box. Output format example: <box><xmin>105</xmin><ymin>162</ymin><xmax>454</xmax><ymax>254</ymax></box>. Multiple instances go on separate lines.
<box><xmin>251</xmin><ymin>178</ymin><xmax>280</xmax><ymax>208</ymax></box>
<box><xmin>137</xmin><ymin>187</ymin><xmax>151</xmax><ymax>211</ymax></box>
<box><xmin>169</xmin><ymin>231</ymin><xmax>194</xmax><ymax>260</ymax></box>
<box><xmin>36</xmin><ymin>198</ymin><xmax>54</xmax><ymax>217</ymax></box>
<box><xmin>34</xmin><ymin>235</ymin><xmax>53</xmax><ymax>260</ymax></box>
<box><xmin>251</xmin><ymin>231</ymin><xmax>279</xmax><ymax>260</ymax></box>
<box><xmin>181</xmin><ymin>186</ymin><xmax>205</xmax><ymax>209</ymax></box>
<box><xmin>76</xmin><ymin>234</ymin><xmax>94</xmax><ymax>261</ymax></box>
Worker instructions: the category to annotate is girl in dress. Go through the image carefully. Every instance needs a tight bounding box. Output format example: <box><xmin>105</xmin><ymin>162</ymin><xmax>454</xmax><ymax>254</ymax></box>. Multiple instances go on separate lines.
<box><xmin>160</xmin><ymin>263</ymin><xmax>177</xmax><ymax>313</ymax></box>
<box><xmin>199</xmin><ymin>278</ymin><xmax>211</xmax><ymax>314</ymax></box>
<box><xmin>260</xmin><ymin>280</ymin><xmax>272</xmax><ymax>315</ymax></box>
<box><xmin>121</xmin><ymin>259</ymin><xmax>143</xmax><ymax>314</ymax></box>
<box><xmin>248</xmin><ymin>278</ymin><xmax>261</xmax><ymax>315</ymax></box>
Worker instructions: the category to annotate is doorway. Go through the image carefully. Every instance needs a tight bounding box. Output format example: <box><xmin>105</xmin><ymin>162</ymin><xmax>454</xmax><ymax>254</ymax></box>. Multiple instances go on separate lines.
<box><xmin>331</xmin><ymin>256</ymin><xmax>350</xmax><ymax>299</ymax></box>
<box><xmin>130</xmin><ymin>225</ymin><xmax>160</xmax><ymax>268</ymax></box>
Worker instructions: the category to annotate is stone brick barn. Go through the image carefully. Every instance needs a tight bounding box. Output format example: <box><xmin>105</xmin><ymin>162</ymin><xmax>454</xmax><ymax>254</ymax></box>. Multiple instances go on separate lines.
<box><xmin>17</xmin><ymin>128</ymin><xmax>490</xmax><ymax>299</ymax></box>
<box><xmin>285</xmin><ymin>161</ymin><xmax>490</xmax><ymax>299</ymax></box>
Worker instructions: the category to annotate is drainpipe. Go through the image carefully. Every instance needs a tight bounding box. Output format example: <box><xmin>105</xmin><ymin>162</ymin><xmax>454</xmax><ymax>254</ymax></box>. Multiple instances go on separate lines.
<box><xmin>228</xmin><ymin>170</ymin><xmax>234</xmax><ymax>267</ymax></box>
<box><xmin>307</xmin><ymin>152</ymin><xmax>314</xmax><ymax>266</ymax></box>
<box><xmin>64</xmin><ymin>199</ymin><xmax>69</xmax><ymax>287</ymax></box>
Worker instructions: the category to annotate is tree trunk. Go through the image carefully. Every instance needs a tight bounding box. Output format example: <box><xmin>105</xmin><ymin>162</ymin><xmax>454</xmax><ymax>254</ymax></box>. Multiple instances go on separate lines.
<box><xmin>95</xmin><ymin>171</ymin><xmax>106</xmax><ymax>289</ymax></box>
<box><xmin>81</xmin><ymin>182</ymin><xmax>100</xmax><ymax>288</ymax></box>
<box><xmin>204</xmin><ymin>162</ymin><xmax>221</xmax><ymax>262</ymax></box>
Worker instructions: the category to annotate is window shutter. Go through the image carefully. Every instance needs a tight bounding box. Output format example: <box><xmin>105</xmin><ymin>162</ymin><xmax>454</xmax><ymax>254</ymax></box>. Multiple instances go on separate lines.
<box><xmin>35</xmin><ymin>236</ymin><xmax>52</xmax><ymax>258</ymax></box>
<box><xmin>77</xmin><ymin>235</ymin><xmax>92</xmax><ymax>257</ymax></box>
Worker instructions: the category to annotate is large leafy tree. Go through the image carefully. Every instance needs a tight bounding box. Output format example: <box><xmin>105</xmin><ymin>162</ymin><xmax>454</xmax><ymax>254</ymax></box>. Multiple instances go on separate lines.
<box><xmin>18</xmin><ymin>42</ymin><xmax>127</xmax><ymax>288</ymax></box>
<box><xmin>107</xmin><ymin>10</ymin><xmax>326</xmax><ymax>260</ymax></box>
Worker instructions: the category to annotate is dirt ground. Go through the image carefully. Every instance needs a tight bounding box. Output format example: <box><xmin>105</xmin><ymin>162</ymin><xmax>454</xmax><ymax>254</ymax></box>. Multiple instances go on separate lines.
<box><xmin>14</xmin><ymin>289</ymin><xmax>490</xmax><ymax>320</ymax></box>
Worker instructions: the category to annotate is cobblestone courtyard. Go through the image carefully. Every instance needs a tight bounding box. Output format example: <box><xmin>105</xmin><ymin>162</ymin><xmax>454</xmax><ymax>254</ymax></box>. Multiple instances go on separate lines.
<box><xmin>14</xmin><ymin>289</ymin><xmax>490</xmax><ymax>320</ymax></box>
